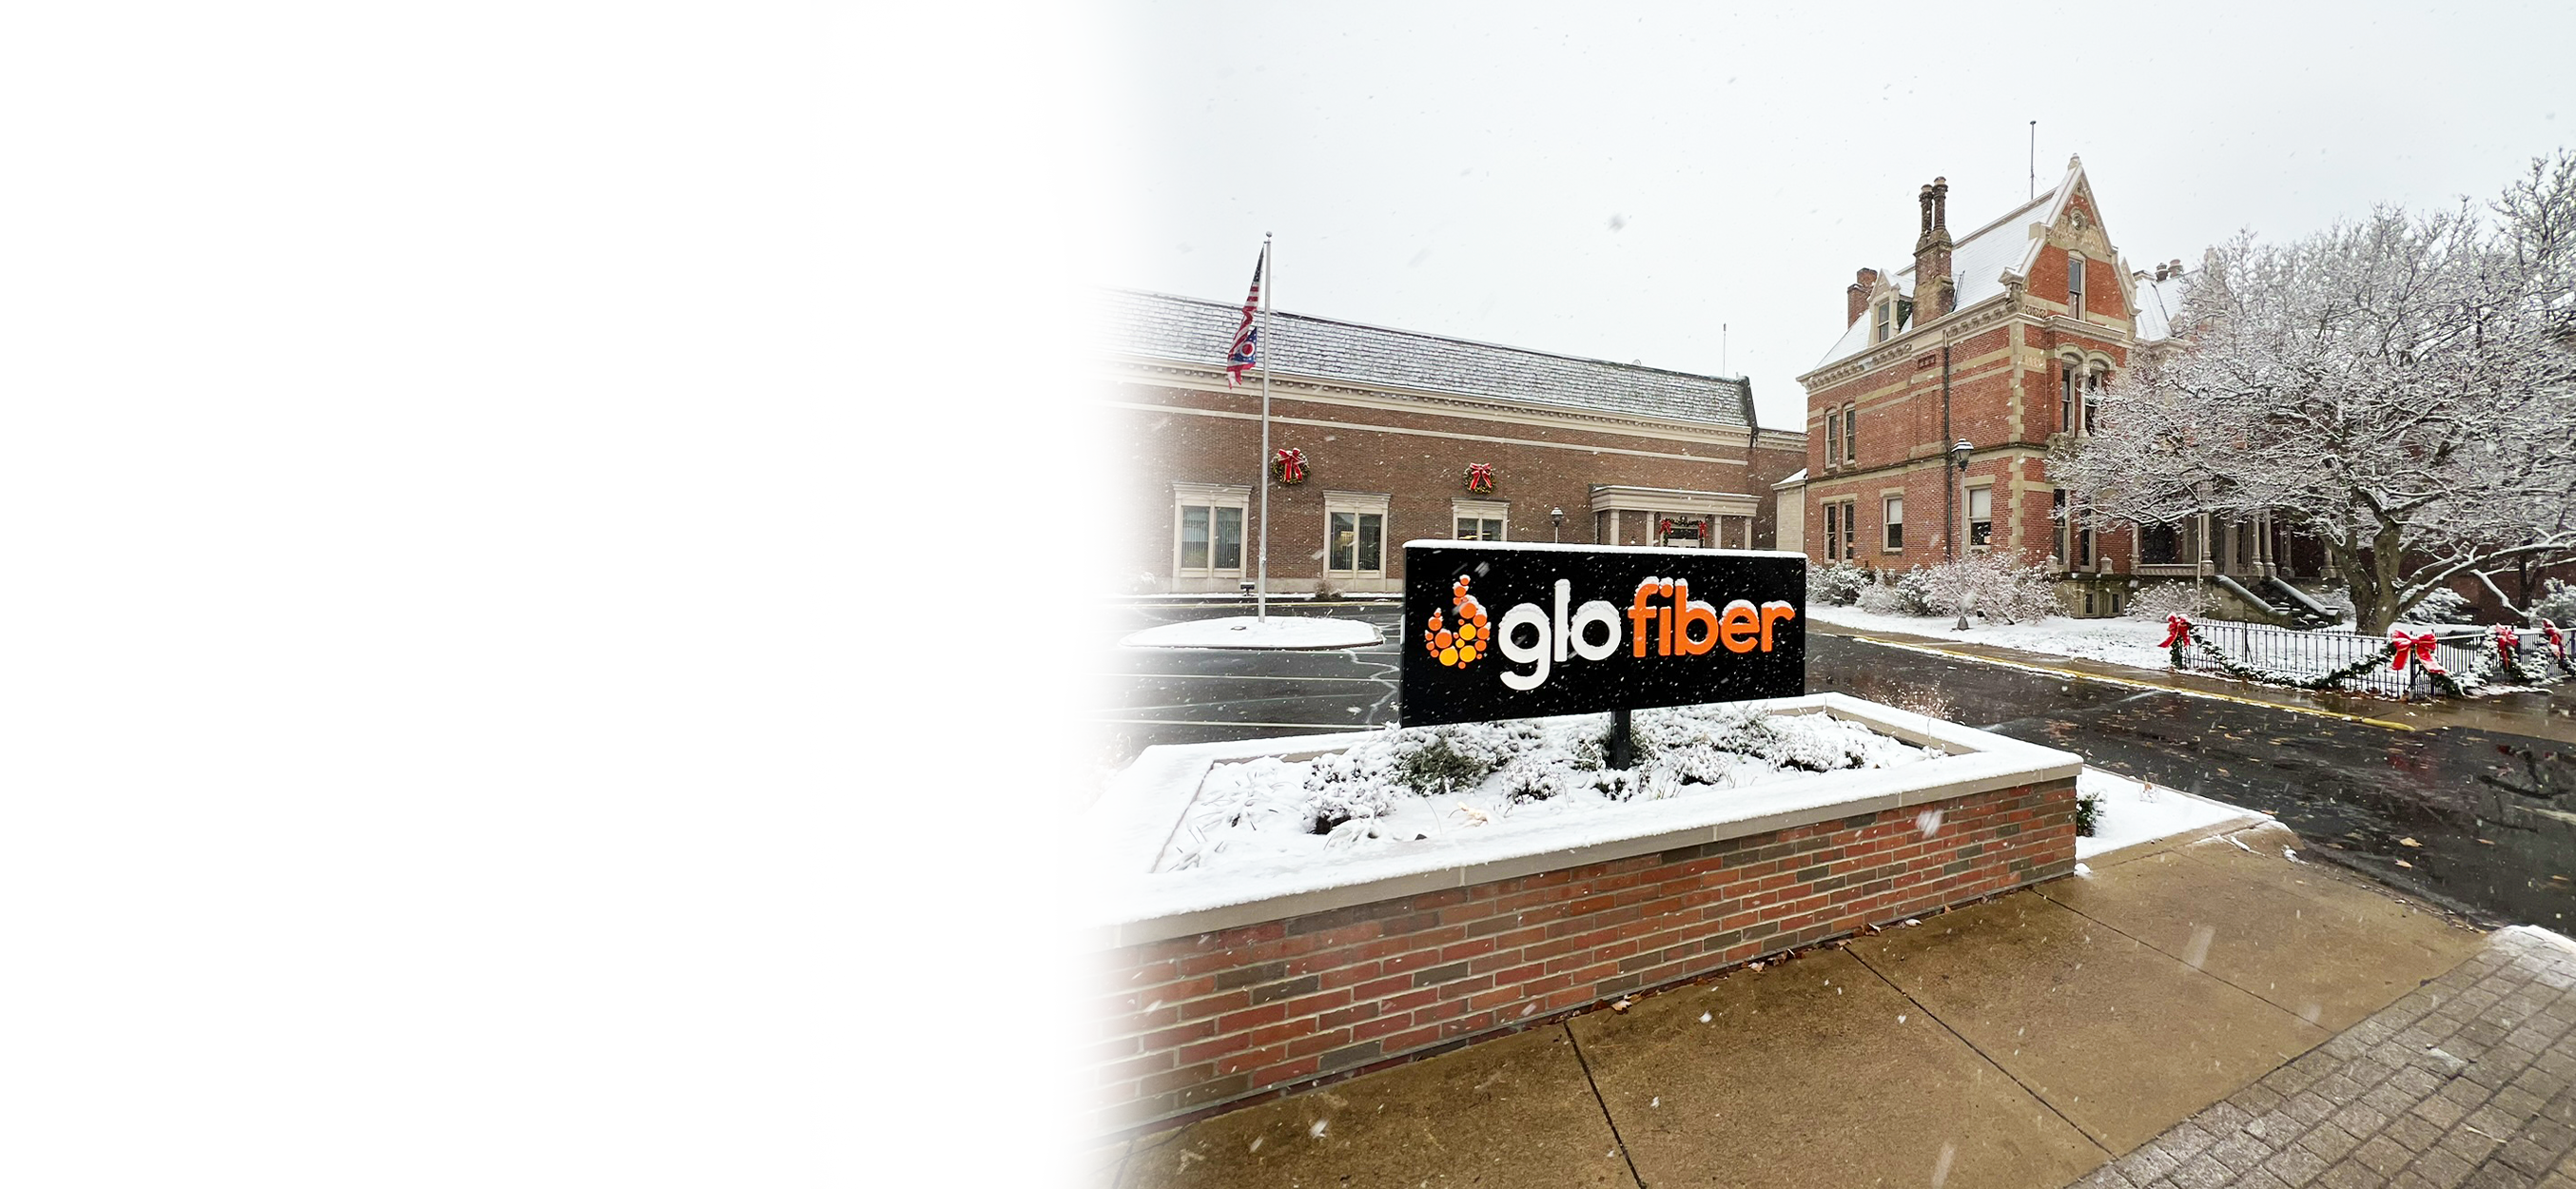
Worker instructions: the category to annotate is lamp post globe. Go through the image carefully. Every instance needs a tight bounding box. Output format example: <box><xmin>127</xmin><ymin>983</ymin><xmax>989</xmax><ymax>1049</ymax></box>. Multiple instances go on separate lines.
<box><xmin>1551</xmin><ymin>506</ymin><xmax>1565</xmax><ymax>543</ymax></box>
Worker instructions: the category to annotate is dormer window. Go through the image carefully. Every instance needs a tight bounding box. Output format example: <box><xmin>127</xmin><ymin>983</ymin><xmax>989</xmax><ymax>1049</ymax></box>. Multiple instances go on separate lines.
<box><xmin>1875</xmin><ymin>300</ymin><xmax>1892</xmax><ymax>342</ymax></box>
<box><xmin>2068</xmin><ymin>252</ymin><xmax>2087</xmax><ymax>317</ymax></box>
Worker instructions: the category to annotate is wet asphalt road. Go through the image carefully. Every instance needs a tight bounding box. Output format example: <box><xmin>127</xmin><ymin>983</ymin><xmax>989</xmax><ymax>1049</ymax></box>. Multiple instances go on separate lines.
<box><xmin>1094</xmin><ymin>604</ymin><xmax>2576</xmax><ymax>928</ymax></box>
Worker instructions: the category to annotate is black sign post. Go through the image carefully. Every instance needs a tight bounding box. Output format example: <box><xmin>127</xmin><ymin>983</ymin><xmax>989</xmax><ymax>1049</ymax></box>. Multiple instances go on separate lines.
<box><xmin>1399</xmin><ymin>542</ymin><xmax>1805</xmax><ymax>763</ymax></box>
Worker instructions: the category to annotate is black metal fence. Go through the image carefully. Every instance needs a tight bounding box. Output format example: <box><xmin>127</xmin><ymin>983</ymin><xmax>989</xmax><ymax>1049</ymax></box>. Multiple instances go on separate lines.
<box><xmin>2173</xmin><ymin>620</ymin><xmax>2491</xmax><ymax>699</ymax></box>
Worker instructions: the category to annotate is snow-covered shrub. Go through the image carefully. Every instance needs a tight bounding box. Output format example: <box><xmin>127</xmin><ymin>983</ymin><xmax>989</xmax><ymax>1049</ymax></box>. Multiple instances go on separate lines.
<box><xmin>1388</xmin><ymin>722</ymin><xmax>1527</xmax><ymax>797</ymax></box>
<box><xmin>2533</xmin><ymin>579</ymin><xmax>2576</xmax><ymax>628</ymax></box>
<box><xmin>1311</xmin><ymin>577</ymin><xmax>1344</xmax><ymax>600</ymax></box>
<box><xmin>2075</xmin><ymin>789</ymin><xmax>2102</xmax><ymax>837</ymax></box>
<box><xmin>2403</xmin><ymin>587</ymin><xmax>2477</xmax><ymax>625</ymax></box>
<box><xmin>1903</xmin><ymin>555</ymin><xmax>2060</xmax><ymax>624</ymax></box>
<box><xmin>1891</xmin><ymin>567</ymin><xmax>1944</xmax><ymax>616</ymax></box>
<box><xmin>1855</xmin><ymin>580</ymin><xmax>1909</xmax><ymax>615</ymax></box>
<box><xmin>1806</xmin><ymin>559</ymin><xmax>1870</xmax><ymax>607</ymax></box>
<box><xmin>2125</xmin><ymin>580</ymin><xmax>2218</xmax><ymax>621</ymax></box>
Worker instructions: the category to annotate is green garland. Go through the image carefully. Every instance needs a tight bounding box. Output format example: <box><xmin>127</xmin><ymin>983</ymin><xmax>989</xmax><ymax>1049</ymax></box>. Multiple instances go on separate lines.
<box><xmin>2175</xmin><ymin>634</ymin><xmax>2474</xmax><ymax>697</ymax></box>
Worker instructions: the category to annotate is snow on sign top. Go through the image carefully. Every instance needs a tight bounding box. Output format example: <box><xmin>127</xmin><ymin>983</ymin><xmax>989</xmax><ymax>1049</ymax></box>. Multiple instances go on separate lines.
<box><xmin>1400</xmin><ymin>542</ymin><xmax>1806</xmax><ymax>727</ymax></box>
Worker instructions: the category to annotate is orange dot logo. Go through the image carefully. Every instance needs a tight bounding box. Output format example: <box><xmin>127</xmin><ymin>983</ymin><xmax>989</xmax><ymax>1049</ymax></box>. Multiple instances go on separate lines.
<box><xmin>1426</xmin><ymin>576</ymin><xmax>1489</xmax><ymax>668</ymax></box>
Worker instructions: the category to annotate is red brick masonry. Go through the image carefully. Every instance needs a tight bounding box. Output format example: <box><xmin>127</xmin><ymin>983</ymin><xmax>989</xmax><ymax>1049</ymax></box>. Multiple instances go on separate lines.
<box><xmin>1085</xmin><ymin>776</ymin><xmax>2076</xmax><ymax>1135</ymax></box>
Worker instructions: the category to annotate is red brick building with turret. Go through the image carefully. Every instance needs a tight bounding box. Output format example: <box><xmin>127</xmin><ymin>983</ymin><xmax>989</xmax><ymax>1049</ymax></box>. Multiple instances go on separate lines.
<box><xmin>1778</xmin><ymin>157</ymin><xmax>2195</xmax><ymax>616</ymax></box>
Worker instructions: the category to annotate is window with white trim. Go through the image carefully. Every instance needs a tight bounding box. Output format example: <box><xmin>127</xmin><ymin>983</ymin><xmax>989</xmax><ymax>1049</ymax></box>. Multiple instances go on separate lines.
<box><xmin>1825</xmin><ymin>409</ymin><xmax>1842</xmax><ymax>465</ymax></box>
<box><xmin>1967</xmin><ymin>485</ymin><xmax>1993</xmax><ymax>548</ymax></box>
<box><xmin>1452</xmin><ymin>498</ymin><xmax>1509</xmax><ymax>542</ymax></box>
<box><xmin>1875</xmin><ymin>300</ymin><xmax>1893</xmax><ymax>342</ymax></box>
<box><xmin>1172</xmin><ymin>483</ymin><xmax>1250</xmax><ymax>576</ymax></box>
<box><xmin>1843</xmin><ymin>403</ymin><xmax>1857</xmax><ymax>464</ymax></box>
<box><xmin>2068</xmin><ymin>252</ymin><xmax>2087</xmax><ymax>316</ymax></box>
<box><xmin>1882</xmin><ymin>496</ymin><xmax>1903</xmax><ymax>552</ymax></box>
<box><xmin>1324</xmin><ymin>492</ymin><xmax>1390</xmax><ymax>576</ymax></box>
<box><xmin>1823</xmin><ymin>501</ymin><xmax>1842</xmax><ymax>560</ymax></box>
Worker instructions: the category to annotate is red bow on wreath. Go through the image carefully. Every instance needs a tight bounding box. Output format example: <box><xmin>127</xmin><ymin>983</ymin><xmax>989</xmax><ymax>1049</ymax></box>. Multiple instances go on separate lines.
<box><xmin>1463</xmin><ymin>462</ymin><xmax>1494</xmax><ymax>495</ymax></box>
<box><xmin>2388</xmin><ymin>630</ymin><xmax>2445</xmax><ymax>673</ymax></box>
<box><xmin>2157</xmin><ymin>614</ymin><xmax>2193</xmax><ymax>649</ymax></box>
<box><xmin>1272</xmin><ymin>447</ymin><xmax>1306</xmax><ymax>485</ymax></box>
<box><xmin>2546</xmin><ymin>621</ymin><xmax>2567</xmax><ymax>659</ymax></box>
<box><xmin>2495</xmin><ymin>625</ymin><xmax>2522</xmax><ymax>664</ymax></box>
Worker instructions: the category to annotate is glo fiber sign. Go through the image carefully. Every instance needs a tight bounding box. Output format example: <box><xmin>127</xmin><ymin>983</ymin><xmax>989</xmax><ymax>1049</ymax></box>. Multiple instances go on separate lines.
<box><xmin>1398</xmin><ymin>542</ymin><xmax>1805</xmax><ymax>728</ymax></box>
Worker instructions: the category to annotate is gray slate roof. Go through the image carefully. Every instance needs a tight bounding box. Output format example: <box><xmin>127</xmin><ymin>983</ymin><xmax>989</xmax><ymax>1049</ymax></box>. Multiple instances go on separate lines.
<box><xmin>1100</xmin><ymin>289</ymin><xmax>1755</xmax><ymax>430</ymax></box>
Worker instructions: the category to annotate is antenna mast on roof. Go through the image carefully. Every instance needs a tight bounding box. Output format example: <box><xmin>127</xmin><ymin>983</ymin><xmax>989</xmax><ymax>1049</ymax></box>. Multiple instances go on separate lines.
<box><xmin>1722</xmin><ymin>323</ymin><xmax>1727</xmax><ymax>377</ymax></box>
<box><xmin>2029</xmin><ymin>121</ymin><xmax>2037</xmax><ymax>200</ymax></box>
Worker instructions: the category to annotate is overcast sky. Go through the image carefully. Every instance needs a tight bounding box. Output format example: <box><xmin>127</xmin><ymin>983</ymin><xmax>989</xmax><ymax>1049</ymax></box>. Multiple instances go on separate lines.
<box><xmin>1089</xmin><ymin>2</ymin><xmax>2573</xmax><ymax>429</ymax></box>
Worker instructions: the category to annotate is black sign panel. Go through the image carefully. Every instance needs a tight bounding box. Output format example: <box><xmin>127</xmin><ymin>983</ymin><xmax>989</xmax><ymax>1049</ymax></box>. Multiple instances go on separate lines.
<box><xmin>1399</xmin><ymin>541</ymin><xmax>1805</xmax><ymax>728</ymax></box>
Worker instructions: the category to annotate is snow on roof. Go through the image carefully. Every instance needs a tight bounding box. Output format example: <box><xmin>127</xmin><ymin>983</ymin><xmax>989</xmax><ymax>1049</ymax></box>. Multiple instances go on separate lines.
<box><xmin>1809</xmin><ymin>170</ymin><xmax>2072</xmax><ymax>374</ymax></box>
<box><xmin>1774</xmin><ymin>467</ymin><xmax>1809</xmax><ymax>488</ymax></box>
<box><xmin>1100</xmin><ymin>289</ymin><xmax>1753</xmax><ymax>429</ymax></box>
<box><xmin>2132</xmin><ymin>272</ymin><xmax>2188</xmax><ymax>341</ymax></box>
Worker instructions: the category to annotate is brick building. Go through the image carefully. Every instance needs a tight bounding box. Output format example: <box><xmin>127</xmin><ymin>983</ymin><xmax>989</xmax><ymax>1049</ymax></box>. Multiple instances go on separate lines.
<box><xmin>1101</xmin><ymin>289</ymin><xmax>1808</xmax><ymax>595</ymax></box>
<box><xmin>1777</xmin><ymin>157</ymin><xmax>2211</xmax><ymax>616</ymax></box>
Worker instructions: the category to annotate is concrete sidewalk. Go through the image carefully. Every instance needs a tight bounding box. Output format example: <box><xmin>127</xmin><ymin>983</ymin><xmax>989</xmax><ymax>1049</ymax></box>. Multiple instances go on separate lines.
<box><xmin>1808</xmin><ymin>619</ymin><xmax>2576</xmax><ymax>747</ymax></box>
<box><xmin>1077</xmin><ymin>819</ymin><xmax>2534</xmax><ymax>1189</ymax></box>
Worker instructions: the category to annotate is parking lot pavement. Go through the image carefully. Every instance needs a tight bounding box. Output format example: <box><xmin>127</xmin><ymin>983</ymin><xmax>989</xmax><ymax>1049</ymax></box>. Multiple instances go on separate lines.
<box><xmin>1056</xmin><ymin>604</ymin><xmax>1401</xmax><ymax>751</ymax></box>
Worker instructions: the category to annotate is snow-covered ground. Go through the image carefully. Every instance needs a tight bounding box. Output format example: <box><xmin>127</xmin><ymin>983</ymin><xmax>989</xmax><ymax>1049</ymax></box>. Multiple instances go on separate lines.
<box><xmin>1120</xmin><ymin>615</ymin><xmax>1383</xmax><ymax>650</ymax></box>
<box><xmin>1159</xmin><ymin>707</ymin><xmax>1932</xmax><ymax>876</ymax></box>
<box><xmin>2076</xmin><ymin>767</ymin><xmax>2262</xmax><ymax>861</ymax></box>
<box><xmin>1808</xmin><ymin>603</ymin><xmax>2180</xmax><ymax>671</ymax></box>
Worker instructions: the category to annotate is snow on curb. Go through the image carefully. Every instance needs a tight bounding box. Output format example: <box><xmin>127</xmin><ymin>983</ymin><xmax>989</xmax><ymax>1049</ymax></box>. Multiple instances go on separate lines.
<box><xmin>2075</xmin><ymin>768</ymin><xmax>2265</xmax><ymax>863</ymax></box>
<box><xmin>1119</xmin><ymin>615</ymin><xmax>1383</xmax><ymax>650</ymax></box>
<box><xmin>1081</xmin><ymin>693</ymin><xmax>2082</xmax><ymax>945</ymax></box>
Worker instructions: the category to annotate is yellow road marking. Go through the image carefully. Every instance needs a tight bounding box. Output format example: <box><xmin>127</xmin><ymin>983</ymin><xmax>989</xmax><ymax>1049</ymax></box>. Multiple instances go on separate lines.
<box><xmin>1843</xmin><ymin>634</ymin><xmax>2419</xmax><ymax>731</ymax></box>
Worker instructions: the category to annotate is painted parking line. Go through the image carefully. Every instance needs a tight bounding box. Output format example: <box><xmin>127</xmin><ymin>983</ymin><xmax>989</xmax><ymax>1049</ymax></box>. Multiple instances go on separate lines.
<box><xmin>1844</xmin><ymin>634</ymin><xmax>2419</xmax><ymax>731</ymax></box>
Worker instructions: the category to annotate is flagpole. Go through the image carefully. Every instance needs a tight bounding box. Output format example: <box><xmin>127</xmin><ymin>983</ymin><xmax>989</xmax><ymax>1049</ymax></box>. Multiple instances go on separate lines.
<box><xmin>1256</xmin><ymin>232</ymin><xmax>1273</xmax><ymax>623</ymax></box>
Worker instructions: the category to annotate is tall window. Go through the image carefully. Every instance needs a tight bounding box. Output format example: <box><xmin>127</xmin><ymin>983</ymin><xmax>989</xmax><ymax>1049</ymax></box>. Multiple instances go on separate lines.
<box><xmin>1825</xmin><ymin>409</ymin><xmax>1842</xmax><ymax>465</ymax></box>
<box><xmin>1882</xmin><ymin>496</ymin><xmax>1903</xmax><ymax>551</ymax></box>
<box><xmin>1840</xmin><ymin>500</ymin><xmax>1857</xmax><ymax>558</ymax></box>
<box><xmin>1174</xmin><ymin>484</ymin><xmax>1250</xmax><ymax>576</ymax></box>
<box><xmin>1875</xmin><ymin>300</ymin><xmax>1892</xmax><ymax>342</ymax></box>
<box><xmin>2068</xmin><ymin>252</ymin><xmax>2086</xmax><ymax>316</ymax></box>
<box><xmin>1181</xmin><ymin>506</ymin><xmax>1245</xmax><ymax>570</ymax></box>
<box><xmin>2083</xmin><ymin>368</ymin><xmax>2102</xmax><ymax>434</ymax></box>
<box><xmin>1967</xmin><ymin>486</ymin><xmax>1992</xmax><ymax>547</ymax></box>
<box><xmin>1329</xmin><ymin>511</ymin><xmax>1384</xmax><ymax>573</ymax></box>
<box><xmin>1824</xmin><ymin>502</ymin><xmax>1842</xmax><ymax>560</ymax></box>
<box><xmin>1843</xmin><ymin>403</ymin><xmax>1857</xmax><ymax>464</ymax></box>
<box><xmin>2060</xmin><ymin>361</ymin><xmax>2078</xmax><ymax>434</ymax></box>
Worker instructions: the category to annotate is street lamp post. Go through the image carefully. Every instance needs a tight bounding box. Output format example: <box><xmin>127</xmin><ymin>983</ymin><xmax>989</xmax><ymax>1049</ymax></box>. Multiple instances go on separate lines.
<box><xmin>1950</xmin><ymin>439</ymin><xmax>1973</xmax><ymax>631</ymax></box>
<box><xmin>1551</xmin><ymin>507</ymin><xmax>1565</xmax><ymax>543</ymax></box>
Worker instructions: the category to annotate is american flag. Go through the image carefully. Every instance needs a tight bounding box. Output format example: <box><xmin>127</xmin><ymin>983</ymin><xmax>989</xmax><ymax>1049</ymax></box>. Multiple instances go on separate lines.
<box><xmin>1223</xmin><ymin>246</ymin><xmax>1265</xmax><ymax>386</ymax></box>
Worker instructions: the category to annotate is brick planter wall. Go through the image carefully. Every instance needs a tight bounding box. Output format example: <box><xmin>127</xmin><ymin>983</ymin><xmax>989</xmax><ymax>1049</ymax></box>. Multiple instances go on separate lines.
<box><xmin>1083</xmin><ymin>775</ymin><xmax>2075</xmax><ymax>1136</ymax></box>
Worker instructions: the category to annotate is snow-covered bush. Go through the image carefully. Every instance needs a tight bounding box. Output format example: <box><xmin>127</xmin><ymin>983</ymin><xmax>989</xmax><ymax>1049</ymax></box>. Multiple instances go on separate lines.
<box><xmin>1895</xmin><ymin>556</ymin><xmax>2060</xmax><ymax>624</ymax></box>
<box><xmin>1855</xmin><ymin>580</ymin><xmax>1909</xmax><ymax>615</ymax></box>
<box><xmin>2533</xmin><ymin>579</ymin><xmax>2576</xmax><ymax>628</ymax></box>
<box><xmin>2075</xmin><ymin>789</ymin><xmax>2102</xmax><ymax>837</ymax></box>
<box><xmin>2403</xmin><ymin>587</ymin><xmax>2477</xmax><ymax>625</ymax></box>
<box><xmin>2125</xmin><ymin>580</ymin><xmax>2219</xmax><ymax>621</ymax></box>
<box><xmin>1806</xmin><ymin>559</ymin><xmax>1870</xmax><ymax>607</ymax></box>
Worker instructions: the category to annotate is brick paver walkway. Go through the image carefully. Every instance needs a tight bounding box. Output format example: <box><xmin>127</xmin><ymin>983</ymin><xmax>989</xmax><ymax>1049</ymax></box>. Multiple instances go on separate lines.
<box><xmin>2072</xmin><ymin>926</ymin><xmax>2576</xmax><ymax>1189</ymax></box>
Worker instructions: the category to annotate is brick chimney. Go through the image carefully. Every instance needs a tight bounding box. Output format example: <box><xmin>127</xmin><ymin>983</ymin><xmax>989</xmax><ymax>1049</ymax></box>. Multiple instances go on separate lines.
<box><xmin>1913</xmin><ymin>178</ymin><xmax>1955</xmax><ymax>318</ymax></box>
<box><xmin>1845</xmin><ymin>267</ymin><xmax>1878</xmax><ymax>325</ymax></box>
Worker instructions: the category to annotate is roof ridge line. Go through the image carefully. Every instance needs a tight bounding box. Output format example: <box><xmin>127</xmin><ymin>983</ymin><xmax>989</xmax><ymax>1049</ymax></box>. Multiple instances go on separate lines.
<box><xmin>1100</xmin><ymin>288</ymin><xmax>1743</xmax><ymax>385</ymax></box>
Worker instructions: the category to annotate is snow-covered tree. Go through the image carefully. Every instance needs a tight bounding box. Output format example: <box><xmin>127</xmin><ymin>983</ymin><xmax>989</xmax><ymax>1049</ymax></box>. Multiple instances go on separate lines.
<box><xmin>2053</xmin><ymin>151</ymin><xmax>2576</xmax><ymax>635</ymax></box>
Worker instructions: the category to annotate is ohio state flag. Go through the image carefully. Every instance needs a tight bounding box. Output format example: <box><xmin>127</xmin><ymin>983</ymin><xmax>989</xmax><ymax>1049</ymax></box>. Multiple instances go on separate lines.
<box><xmin>1223</xmin><ymin>245</ymin><xmax>1265</xmax><ymax>386</ymax></box>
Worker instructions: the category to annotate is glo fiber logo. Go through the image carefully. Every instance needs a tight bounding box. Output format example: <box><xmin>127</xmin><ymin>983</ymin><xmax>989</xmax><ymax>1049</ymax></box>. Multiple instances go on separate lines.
<box><xmin>1422</xmin><ymin>576</ymin><xmax>1488</xmax><ymax>667</ymax></box>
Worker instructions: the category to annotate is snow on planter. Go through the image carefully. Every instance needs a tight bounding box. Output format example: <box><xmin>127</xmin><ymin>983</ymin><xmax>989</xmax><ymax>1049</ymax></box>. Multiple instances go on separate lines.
<box><xmin>1161</xmin><ymin>704</ymin><xmax>1936</xmax><ymax>876</ymax></box>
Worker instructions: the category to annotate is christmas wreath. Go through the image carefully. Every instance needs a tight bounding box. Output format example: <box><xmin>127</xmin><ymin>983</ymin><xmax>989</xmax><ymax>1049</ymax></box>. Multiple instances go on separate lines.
<box><xmin>1272</xmin><ymin>447</ymin><xmax>1307</xmax><ymax>485</ymax></box>
<box><xmin>1463</xmin><ymin>462</ymin><xmax>1494</xmax><ymax>495</ymax></box>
